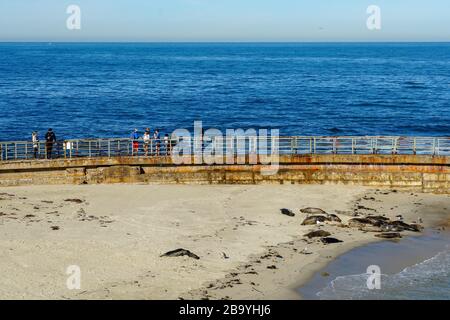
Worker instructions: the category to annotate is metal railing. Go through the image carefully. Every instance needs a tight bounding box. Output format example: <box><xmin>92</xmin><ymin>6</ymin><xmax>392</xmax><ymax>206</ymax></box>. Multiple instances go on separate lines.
<box><xmin>0</xmin><ymin>136</ymin><xmax>449</xmax><ymax>161</ymax></box>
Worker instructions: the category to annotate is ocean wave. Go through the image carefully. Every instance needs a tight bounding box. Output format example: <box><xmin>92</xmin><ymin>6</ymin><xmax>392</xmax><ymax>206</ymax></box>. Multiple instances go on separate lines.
<box><xmin>317</xmin><ymin>249</ymin><xmax>450</xmax><ymax>300</ymax></box>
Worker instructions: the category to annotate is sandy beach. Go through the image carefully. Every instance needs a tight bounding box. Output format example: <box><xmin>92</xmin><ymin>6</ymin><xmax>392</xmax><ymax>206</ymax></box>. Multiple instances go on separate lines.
<box><xmin>0</xmin><ymin>184</ymin><xmax>448</xmax><ymax>300</ymax></box>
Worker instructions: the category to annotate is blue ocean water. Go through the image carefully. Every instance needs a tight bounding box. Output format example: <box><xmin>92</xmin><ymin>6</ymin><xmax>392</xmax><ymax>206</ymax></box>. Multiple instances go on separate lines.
<box><xmin>299</xmin><ymin>230</ymin><xmax>450</xmax><ymax>300</ymax></box>
<box><xmin>0</xmin><ymin>42</ymin><xmax>449</xmax><ymax>141</ymax></box>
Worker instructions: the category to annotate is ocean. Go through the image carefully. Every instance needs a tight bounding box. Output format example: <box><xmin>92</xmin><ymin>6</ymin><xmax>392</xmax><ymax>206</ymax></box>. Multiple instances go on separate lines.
<box><xmin>0</xmin><ymin>42</ymin><xmax>449</xmax><ymax>141</ymax></box>
<box><xmin>299</xmin><ymin>230</ymin><xmax>450</xmax><ymax>300</ymax></box>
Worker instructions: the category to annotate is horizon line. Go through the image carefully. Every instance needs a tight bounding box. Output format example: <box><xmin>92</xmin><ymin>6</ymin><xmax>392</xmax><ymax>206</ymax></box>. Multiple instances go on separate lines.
<box><xmin>1</xmin><ymin>40</ymin><xmax>450</xmax><ymax>44</ymax></box>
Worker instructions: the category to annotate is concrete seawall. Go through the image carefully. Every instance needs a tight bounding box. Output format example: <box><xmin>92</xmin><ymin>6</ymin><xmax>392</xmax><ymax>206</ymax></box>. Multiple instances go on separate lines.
<box><xmin>0</xmin><ymin>155</ymin><xmax>448</xmax><ymax>193</ymax></box>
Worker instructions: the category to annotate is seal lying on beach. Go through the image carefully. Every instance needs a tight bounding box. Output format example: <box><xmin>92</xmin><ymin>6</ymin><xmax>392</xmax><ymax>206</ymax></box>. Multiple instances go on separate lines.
<box><xmin>301</xmin><ymin>213</ymin><xmax>342</xmax><ymax>225</ymax></box>
<box><xmin>321</xmin><ymin>237</ymin><xmax>343</xmax><ymax>244</ymax></box>
<box><xmin>161</xmin><ymin>248</ymin><xmax>200</xmax><ymax>260</ymax></box>
<box><xmin>348</xmin><ymin>216</ymin><xmax>422</xmax><ymax>232</ymax></box>
<box><xmin>280</xmin><ymin>208</ymin><xmax>295</xmax><ymax>217</ymax></box>
<box><xmin>304</xmin><ymin>230</ymin><xmax>331</xmax><ymax>238</ymax></box>
<box><xmin>300</xmin><ymin>207</ymin><xmax>327</xmax><ymax>214</ymax></box>
<box><xmin>301</xmin><ymin>215</ymin><xmax>329</xmax><ymax>225</ymax></box>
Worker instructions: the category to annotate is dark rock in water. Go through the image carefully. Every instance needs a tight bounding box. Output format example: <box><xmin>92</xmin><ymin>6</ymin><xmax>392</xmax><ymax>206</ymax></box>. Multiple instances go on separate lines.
<box><xmin>327</xmin><ymin>214</ymin><xmax>342</xmax><ymax>223</ymax></box>
<box><xmin>161</xmin><ymin>248</ymin><xmax>200</xmax><ymax>260</ymax></box>
<box><xmin>64</xmin><ymin>198</ymin><xmax>84</xmax><ymax>204</ymax></box>
<box><xmin>300</xmin><ymin>207</ymin><xmax>327</xmax><ymax>214</ymax></box>
<box><xmin>304</xmin><ymin>230</ymin><xmax>331</xmax><ymax>238</ymax></box>
<box><xmin>321</xmin><ymin>237</ymin><xmax>343</xmax><ymax>244</ymax></box>
<box><xmin>301</xmin><ymin>215</ymin><xmax>329</xmax><ymax>225</ymax></box>
<box><xmin>375</xmin><ymin>232</ymin><xmax>402</xmax><ymax>239</ymax></box>
<box><xmin>280</xmin><ymin>208</ymin><xmax>295</xmax><ymax>217</ymax></box>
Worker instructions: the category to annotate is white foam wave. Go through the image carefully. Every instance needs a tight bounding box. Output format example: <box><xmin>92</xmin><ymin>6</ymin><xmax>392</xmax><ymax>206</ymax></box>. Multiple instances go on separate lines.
<box><xmin>317</xmin><ymin>250</ymin><xmax>450</xmax><ymax>300</ymax></box>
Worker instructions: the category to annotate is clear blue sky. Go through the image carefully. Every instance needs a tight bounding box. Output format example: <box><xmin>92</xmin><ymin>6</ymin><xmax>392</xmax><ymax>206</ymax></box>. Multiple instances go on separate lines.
<box><xmin>0</xmin><ymin>0</ymin><xmax>449</xmax><ymax>41</ymax></box>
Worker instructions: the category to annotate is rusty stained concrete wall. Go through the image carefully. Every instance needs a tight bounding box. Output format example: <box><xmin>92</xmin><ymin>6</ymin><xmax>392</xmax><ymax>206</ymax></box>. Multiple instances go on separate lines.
<box><xmin>0</xmin><ymin>155</ymin><xmax>448</xmax><ymax>193</ymax></box>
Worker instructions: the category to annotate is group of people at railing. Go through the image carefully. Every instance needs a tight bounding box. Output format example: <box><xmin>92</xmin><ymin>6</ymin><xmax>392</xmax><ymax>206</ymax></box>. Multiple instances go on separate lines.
<box><xmin>0</xmin><ymin>128</ymin><xmax>173</xmax><ymax>160</ymax></box>
<box><xmin>0</xmin><ymin>131</ymin><xmax>448</xmax><ymax>161</ymax></box>
<box><xmin>29</xmin><ymin>128</ymin><xmax>56</xmax><ymax>159</ymax></box>
<box><xmin>130</xmin><ymin>128</ymin><xmax>172</xmax><ymax>157</ymax></box>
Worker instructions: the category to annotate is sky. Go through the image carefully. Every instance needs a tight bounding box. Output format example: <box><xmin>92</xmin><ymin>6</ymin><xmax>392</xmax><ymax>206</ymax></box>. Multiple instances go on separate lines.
<box><xmin>0</xmin><ymin>0</ymin><xmax>449</xmax><ymax>42</ymax></box>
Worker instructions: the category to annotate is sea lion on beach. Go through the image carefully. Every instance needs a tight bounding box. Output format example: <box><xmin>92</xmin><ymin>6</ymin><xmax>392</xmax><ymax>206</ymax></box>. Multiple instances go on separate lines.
<box><xmin>304</xmin><ymin>230</ymin><xmax>331</xmax><ymax>238</ymax></box>
<box><xmin>161</xmin><ymin>248</ymin><xmax>200</xmax><ymax>260</ymax></box>
<box><xmin>321</xmin><ymin>237</ymin><xmax>343</xmax><ymax>244</ymax></box>
<box><xmin>300</xmin><ymin>207</ymin><xmax>327</xmax><ymax>214</ymax></box>
<box><xmin>280</xmin><ymin>208</ymin><xmax>295</xmax><ymax>217</ymax></box>
<box><xmin>301</xmin><ymin>215</ymin><xmax>329</xmax><ymax>225</ymax></box>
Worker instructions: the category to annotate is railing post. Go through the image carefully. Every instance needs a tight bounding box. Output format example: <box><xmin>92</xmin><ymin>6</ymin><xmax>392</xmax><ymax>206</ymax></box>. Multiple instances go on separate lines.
<box><xmin>88</xmin><ymin>141</ymin><xmax>91</xmax><ymax>158</ymax></box>
<box><xmin>313</xmin><ymin>137</ymin><xmax>316</xmax><ymax>154</ymax></box>
<box><xmin>108</xmin><ymin>140</ymin><xmax>111</xmax><ymax>157</ymax></box>
<box><xmin>413</xmin><ymin>138</ymin><xmax>417</xmax><ymax>155</ymax></box>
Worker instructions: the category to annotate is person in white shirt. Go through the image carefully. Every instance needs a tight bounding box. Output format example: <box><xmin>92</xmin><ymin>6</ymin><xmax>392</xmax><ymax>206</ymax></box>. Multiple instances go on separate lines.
<box><xmin>164</xmin><ymin>134</ymin><xmax>170</xmax><ymax>155</ymax></box>
<box><xmin>143</xmin><ymin>128</ymin><xmax>151</xmax><ymax>156</ymax></box>
<box><xmin>32</xmin><ymin>131</ymin><xmax>39</xmax><ymax>159</ymax></box>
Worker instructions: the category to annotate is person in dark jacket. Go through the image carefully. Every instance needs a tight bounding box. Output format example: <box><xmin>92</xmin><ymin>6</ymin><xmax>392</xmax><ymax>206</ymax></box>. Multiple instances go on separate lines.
<box><xmin>45</xmin><ymin>128</ymin><xmax>56</xmax><ymax>159</ymax></box>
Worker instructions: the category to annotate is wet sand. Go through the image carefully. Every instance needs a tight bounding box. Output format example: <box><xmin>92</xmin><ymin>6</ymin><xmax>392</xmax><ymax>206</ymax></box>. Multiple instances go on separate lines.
<box><xmin>0</xmin><ymin>184</ymin><xmax>448</xmax><ymax>299</ymax></box>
